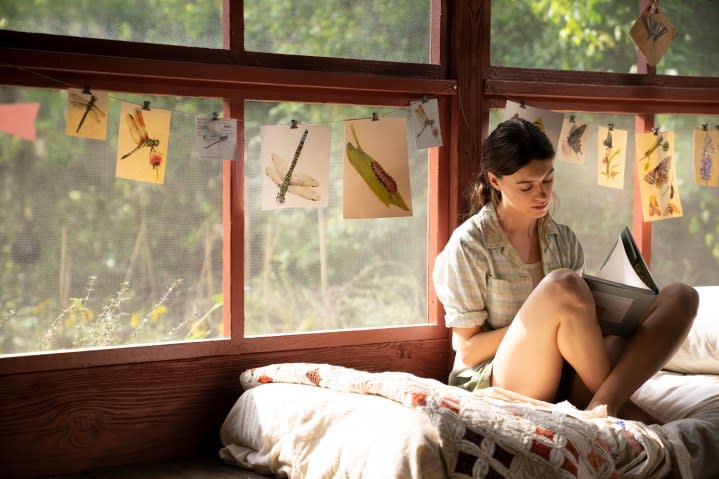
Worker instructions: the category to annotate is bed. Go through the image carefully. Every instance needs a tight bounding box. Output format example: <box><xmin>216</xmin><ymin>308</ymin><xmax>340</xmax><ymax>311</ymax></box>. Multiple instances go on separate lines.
<box><xmin>219</xmin><ymin>286</ymin><xmax>719</xmax><ymax>479</ymax></box>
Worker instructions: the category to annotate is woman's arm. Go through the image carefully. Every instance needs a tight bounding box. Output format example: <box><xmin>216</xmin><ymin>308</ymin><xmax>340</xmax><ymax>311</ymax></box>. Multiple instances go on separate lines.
<box><xmin>452</xmin><ymin>326</ymin><xmax>509</xmax><ymax>368</ymax></box>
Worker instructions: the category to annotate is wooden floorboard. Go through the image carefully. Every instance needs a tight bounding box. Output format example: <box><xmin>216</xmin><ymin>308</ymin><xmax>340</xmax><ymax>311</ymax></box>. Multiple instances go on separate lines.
<box><xmin>46</xmin><ymin>457</ymin><xmax>273</xmax><ymax>479</ymax></box>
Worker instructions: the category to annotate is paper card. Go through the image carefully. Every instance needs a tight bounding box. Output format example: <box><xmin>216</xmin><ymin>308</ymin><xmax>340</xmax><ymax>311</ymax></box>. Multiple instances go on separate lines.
<box><xmin>410</xmin><ymin>98</ymin><xmax>442</xmax><ymax>149</ymax></box>
<box><xmin>558</xmin><ymin>116</ymin><xmax>589</xmax><ymax>164</ymax></box>
<box><xmin>694</xmin><ymin>128</ymin><xmax>719</xmax><ymax>187</ymax></box>
<box><xmin>65</xmin><ymin>89</ymin><xmax>108</xmax><ymax>140</ymax></box>
<box><xmin>597</xmin><ymin>126</ymin><xmax>628</xmax><ymax>190</ymax></box>
<box><xmin>502</xmin><ymin>100</ymin><xmax>564</xmax><ymax>153</ymax></box>
<box><xmin>116</xmin><ymin>102</ymin><xmax>172</xmax><ymax>185</ymax></box>
<box><xmin>344</xmin><ymin>117</ymin><xmax>412</xmax><ymax>219</ymax></box>
<box><xmin>260</xmin><ymin>124</ymin><xmax>330</xmax><ymax>210</ymax></box>
<box><xmin>0</xmin><ymin>103</ymin><xmax>40</xmax><ymax>141</ymax></box>
<box><xmin>636</xmin><ymin>131</ymin><xmax>682</xmax><ymax>221</ymax></box>
<box><xmin>630</xmin><ymin>3</ymin><xmax>678</xmax><ymax>67</ymax></box>
<box><xmin>196</xmin><ymin>116</ymin><xmax>238</xmax><ymax>161</ymax></box>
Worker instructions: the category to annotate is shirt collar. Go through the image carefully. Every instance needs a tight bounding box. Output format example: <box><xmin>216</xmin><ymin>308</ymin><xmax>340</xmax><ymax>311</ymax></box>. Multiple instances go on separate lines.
<box><xmin>478</xmin><ymin>202</ymin><xmax>561</xmax><ymax>249</ymax></box>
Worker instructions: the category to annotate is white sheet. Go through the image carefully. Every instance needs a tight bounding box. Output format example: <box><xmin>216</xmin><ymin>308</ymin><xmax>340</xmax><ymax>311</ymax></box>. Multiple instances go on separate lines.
<box><xmin>220</xmin><ymin>382</ymin><xmax>446</xmax><ymax>479</ymax></box>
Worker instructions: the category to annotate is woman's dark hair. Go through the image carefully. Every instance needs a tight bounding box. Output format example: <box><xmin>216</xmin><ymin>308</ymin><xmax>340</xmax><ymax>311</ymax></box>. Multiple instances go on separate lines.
<box><xmin>467</xmin><ymin>116</ymin><xmax>555</xmax><ymax>216</ymax></box>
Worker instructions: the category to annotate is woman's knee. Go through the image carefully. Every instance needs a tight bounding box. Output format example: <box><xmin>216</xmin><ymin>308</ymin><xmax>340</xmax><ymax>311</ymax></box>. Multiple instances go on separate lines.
<box><xmin>540</xmin><ymin>268</ymin><xmax>594</xmax><ymax>309</ymax></box>
<box><xmin>657</xmin><ymin>282</ymin><xmax>699</xmax><ymax>324</ymax></box>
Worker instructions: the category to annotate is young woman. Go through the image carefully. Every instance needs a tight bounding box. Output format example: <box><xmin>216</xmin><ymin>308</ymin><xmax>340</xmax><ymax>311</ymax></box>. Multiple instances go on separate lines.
<box><xmin>432</xmin><ymin>117</ymin><xmax>699</xmax><ymax>422</ymax></box>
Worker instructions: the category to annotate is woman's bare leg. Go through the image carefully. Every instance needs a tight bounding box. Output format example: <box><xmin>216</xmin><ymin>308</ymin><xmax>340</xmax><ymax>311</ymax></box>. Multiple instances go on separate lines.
<box><xmin>586</xmin><ymin>282</ymin><xmax>698</xmax><ymax>416</ymax></box>
<box><xmin>492</xmin><ymin>268</ymin><xmax>611</xmax><ymax>402</ymax></box>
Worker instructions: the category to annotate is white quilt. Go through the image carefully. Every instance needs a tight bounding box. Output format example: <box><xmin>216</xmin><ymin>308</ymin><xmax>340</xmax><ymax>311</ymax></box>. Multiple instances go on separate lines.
<box><xmin>218</xmin><ymin>363</ymin><xmax>719</xmax><ymax>479</ymax></box>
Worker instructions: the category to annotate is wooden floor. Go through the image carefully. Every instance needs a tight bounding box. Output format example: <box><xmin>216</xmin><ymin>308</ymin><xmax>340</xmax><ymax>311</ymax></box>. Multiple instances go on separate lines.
<box><xmin>47</xmin><ymin>457</ymin><xmax>272</xmax><ymax>479</ymax></box>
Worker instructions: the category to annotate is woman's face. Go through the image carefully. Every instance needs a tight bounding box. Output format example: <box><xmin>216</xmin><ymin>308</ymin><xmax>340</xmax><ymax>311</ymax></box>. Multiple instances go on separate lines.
<box><xmin>488</xmin><ymin>159</ymin><xmax>554</xmax><ymax>219</ymax></box>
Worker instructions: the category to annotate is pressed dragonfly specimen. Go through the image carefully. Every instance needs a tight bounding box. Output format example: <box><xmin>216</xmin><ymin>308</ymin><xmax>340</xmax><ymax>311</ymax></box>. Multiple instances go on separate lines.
<box><xmin>265</xmin><ymin>129</ymin><xmax>320</xmax><ymax>203</ymax></box>
<box><xmin>121</xmin><ymin>108</ymin><xmax>163</xmax><ymax>179</ymax></box>
<box><xmin>69</xmin><ymin>91</ymin><xmax>106</xmax><ymax>133</ymax></box>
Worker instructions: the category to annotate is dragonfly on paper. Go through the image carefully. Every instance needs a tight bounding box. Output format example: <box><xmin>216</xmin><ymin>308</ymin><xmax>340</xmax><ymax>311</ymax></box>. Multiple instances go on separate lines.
<box><xmin>69</xmin><ymin>92</ymin><xmax>106</xmax><ymax>133</ymax></box>
<box><xmin>265</xmin><ymin>131</ymin><xmax>320</xmax><ymax>204</ymax></box>
<box><xmin>121</xmin><ymin>108</ymin><xmax>162</xmax><ymax>179</ymax></box>
<box><xmin>413</xmin><ymin>103</ymin><xmax>438</xmax><ymax>139</ymax></box>
<box><xmin>201</xmin><ymin>123</ymin><xmax>229</xmax><ymax>149</ymax></box>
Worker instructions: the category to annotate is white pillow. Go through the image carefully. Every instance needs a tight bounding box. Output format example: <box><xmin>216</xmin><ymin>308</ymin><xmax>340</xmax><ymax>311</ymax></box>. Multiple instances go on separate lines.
<box><xmin>663</xmin><ymin>286</ymin><xmax>719</xmax><ymax>374</ymax></box>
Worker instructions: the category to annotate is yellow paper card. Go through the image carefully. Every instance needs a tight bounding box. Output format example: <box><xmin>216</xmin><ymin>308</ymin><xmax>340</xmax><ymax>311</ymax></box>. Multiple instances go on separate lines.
<box><xmin>116</xmin><ymin>102</ymin><xmax>171</xmax><ymax>185</ymax></box>
<box><xmin>343</xmin><ymin>118</ymin><xmax>413</xmax><ymax>219</ymax></box>
<box><xmin>65</xmin><ymin>88</ymin><xmax>108</xmax><ymax>140</ymax></box>
<box><xmin>694</xmin><ymin>128</ymin><xmax>719</xmax><ymax>187</ymax></box>
<box><xmin>630</xmin><ymin>4</ymin><xmax>678</xmax><ymax>67</ymax></box>
<box><xmin>597</xmin><ymin>126</ymin><xmax>627</xmax><ymax>190</ymax></box>
<box><xmin>636</xmin><ymin>131</ymin><xmax>682</xmax><ymax>222</ymax></box>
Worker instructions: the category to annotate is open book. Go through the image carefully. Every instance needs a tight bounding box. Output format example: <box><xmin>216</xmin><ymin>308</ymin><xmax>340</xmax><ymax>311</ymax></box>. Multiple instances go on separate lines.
<box><xmin>583</xmin><ymin>226</ymin><xmax>660</xmax><ymax>336</ymax></box>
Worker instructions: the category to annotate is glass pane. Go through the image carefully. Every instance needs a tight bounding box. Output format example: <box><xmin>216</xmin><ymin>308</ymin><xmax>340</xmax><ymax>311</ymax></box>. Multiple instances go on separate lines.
<box><xmin>491</xmin><ymin>1</ymin><xmax>638</xmax><ymax>72</ymax></box>
<box><xmin>657</xmin><ymin>2</ymin><xmax>719</xmax><ymax>77</ymax></box>
<box><xmin>489</xmin><ymin>110</ymin><xmax>634</xmax><ymax>274</ymax></box>
<box><xmin>0</xmin><ymin>87</ymin><xmax>224</xmax><ymax>355</ymax></box>
<box><xmin>0</xmin><ymin>0</ymin><xmax>223</xmax><ymax>48</ymax></box>
<box><xmin>244</xmin><ymin>101</ymin><xmax>428</xmax><ymax>335</ymax></box>
<box><xmin>244</xmin><ymin>0</ymin><xmax>431</xmax><ymax>63</ymax></box>
<box><xmin>652</xmin><ymin>114</ymin><xmax>719</xmax><ymax>286</ymax></box>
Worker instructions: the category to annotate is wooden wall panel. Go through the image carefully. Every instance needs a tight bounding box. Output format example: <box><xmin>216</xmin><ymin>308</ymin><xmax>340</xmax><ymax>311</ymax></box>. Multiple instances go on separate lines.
<box><xmin>0</xmin><ymin>339</ymin><xmax>449</xmax><ymax>478</ymax></box>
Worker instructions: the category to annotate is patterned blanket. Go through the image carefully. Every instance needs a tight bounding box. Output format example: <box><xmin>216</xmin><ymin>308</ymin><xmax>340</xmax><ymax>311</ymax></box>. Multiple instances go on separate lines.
<box><xmin>238</xmin><ymin>363</ymin><xmax>679</xmax><ymax>479</ymax></box>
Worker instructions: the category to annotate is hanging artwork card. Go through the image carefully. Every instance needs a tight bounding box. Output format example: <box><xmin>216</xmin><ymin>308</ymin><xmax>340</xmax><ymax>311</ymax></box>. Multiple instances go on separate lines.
<box><xmin>409</xmin><ymin>98</ymin><xmax>442</xmax><ymax>149</ymax></box>
<box><xmin>502</xmin><ymin>100</ymin><xmax>564</xmax><ymax>153</ymax></box>
<box><xmin>260</xmin><ymin>123</ymin><xmax>330</xmax><ymax>210</ymax></box>
<box><xmin>0</xmin><ymin>103</ymin><xmax>39</xmax><ymax>141</ymax></box>
<box><xmin>65</xmin><ymin>88</ymin><xmax>108</xmax><ymax>140</ymax></box>
<box><xmin>343</xmin><ymin>117</ymin><xmax>412</xmax><ymax>219</ymax></box>
<box><xmin>115</xmin><ymin>102</ymin><xmax>172</xmax><ymax>185</ymax></box>
<box><xmin>196</xmin><ymin>115</ymin><xmax>238</xmax><ymax>161</ymax></box>
<box><xmin>597</xmin><ymin>125</ymin><xmax>628</xmax><ymax>190</ymax></box>
<box><xmin>694</xmin><ymin>127</ymin><xmax>719</xmax><ymax>187</ymax></box>
<box><xmin>629</xmin><ymin>2</ymin><xmax>678</xmax><ymax>67</ymax></box>
<box><xmin>636</xmin><ymin>130</ymin><xmax>682</xmax><ymax>221</ymax></box>
<box><xmin>558</xmin><ymin>115</ymin><xmax>590</xmax><ymax>164</ymax></box>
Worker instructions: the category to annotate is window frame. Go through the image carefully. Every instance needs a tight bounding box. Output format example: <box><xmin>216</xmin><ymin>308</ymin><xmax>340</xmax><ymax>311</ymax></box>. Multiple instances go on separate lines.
<box><xmin>0</xmin><ymin>0</ymin><xmax>454</xmax><ymax>375</ymax></box>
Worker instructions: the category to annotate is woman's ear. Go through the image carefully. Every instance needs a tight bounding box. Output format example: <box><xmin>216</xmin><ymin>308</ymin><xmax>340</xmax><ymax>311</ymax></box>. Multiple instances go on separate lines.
<box><xmin>487</xmin><ymin>172</ymin><xmax>501</xmax><ymax>191</ymax></box>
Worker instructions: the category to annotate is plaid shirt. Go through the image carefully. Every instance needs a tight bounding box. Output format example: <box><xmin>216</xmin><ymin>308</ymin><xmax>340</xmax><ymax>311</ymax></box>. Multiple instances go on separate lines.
<box><xmin>433</xmin><ymin>203</ymin><xmax>584</xmax><ymax>331</ymax></box>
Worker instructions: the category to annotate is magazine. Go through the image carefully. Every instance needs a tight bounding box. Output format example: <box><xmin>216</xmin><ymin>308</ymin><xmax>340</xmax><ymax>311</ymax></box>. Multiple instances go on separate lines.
<box><xmin>583</xmin><ymin>226</ymin><xmax>660</xmax><ymax>336</ymax></box>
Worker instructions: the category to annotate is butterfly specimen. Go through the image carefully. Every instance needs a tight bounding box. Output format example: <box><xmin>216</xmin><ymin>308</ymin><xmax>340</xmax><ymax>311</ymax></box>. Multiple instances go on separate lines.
<box><xmin>265</xmin><ymin>130</ymin><xmax>321</xmax><ymax>204</ymax></box>
<box><xmin>644</xmin><ymin>155</ymin><xmax>671</xmax><ymax>189</ymax></box>
<box><xmin>566</xmin><ymin>123</ymin><xmax>587</xmax><ymax>155</ymax></box>
<box><xmin>603</xmin><ymin>129</ymin><xmax>613</xmax><ymax>149</ymax></box>
<box><xmin>643</xmin><ymin>14</ymin><xmax>668</xmax><ymax>43</ymax></box>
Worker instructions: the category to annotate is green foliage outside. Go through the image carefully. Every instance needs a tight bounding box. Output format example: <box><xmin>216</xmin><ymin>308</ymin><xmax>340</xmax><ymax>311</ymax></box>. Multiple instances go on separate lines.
<box><xmin>1</xmin><ymin>1</ymin><xmax>717</xmax><ymax>354</ymax></box>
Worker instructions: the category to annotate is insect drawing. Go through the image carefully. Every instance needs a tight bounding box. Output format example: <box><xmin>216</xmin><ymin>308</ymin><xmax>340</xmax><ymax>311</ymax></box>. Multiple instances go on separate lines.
<box><xmin>649</xmin><ymin>195</ymin><xmax>661</xmax><ymax>217</ymax></box>
<box><xmin>603</xmin><ymin>129</ymin><xmax>613</xmax><ymax>149</ymax></box>
<box><xmin>121</xmin><ymin>108</ymin><xmax>163</xmax><ymax>180</ymax></box>
<box><xmin>413</xmin><ymin>103</ymin><xmax>438</xmax><ymax>139</ymax></box>
<box><xmin>643</xmin><ymin>14</ymin><xmax>668</xmax><ymax>43</ymax></box>
<box><xmin>566</xmin><ymin>123</ymin><xmax>587</xmax><ymax>155</ymax></box>
<box><xmin>202</xmin><ymin>123</ymin><xmax>229</xmax><ymax>149</ymax></box>
<box><xmin>346</xmin><ymin>124</ymin><xmax>409</xmax><ymax>211</ymax></box>
<box><xmin>644</xmin><ymin>155</ymin><xmax>671</xmax><ymax>190</ymax></box>
<box><xmin>265</xmin><ymin>129</ymin><xmax>320</xmax><ymax>204</ymax></box>
<box><xmin>69</xmin><ymin>91</ymin><xmax>106</xmax><ymax>133</ymax></box>
<box><xmin>638</xmin><ymin>134</ymin><xmax>666</xmax><ymax>168</ymax></box>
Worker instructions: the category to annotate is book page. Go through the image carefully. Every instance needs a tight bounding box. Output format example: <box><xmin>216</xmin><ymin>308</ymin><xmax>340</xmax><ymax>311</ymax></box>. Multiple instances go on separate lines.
<box><xmin>596</xmin><ymin>232</ymin><xmax>651</xmax><ymax>290</ymax></box>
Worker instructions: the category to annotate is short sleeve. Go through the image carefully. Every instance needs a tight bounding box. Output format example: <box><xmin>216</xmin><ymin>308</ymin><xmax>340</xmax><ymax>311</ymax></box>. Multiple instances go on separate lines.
<box><xmin>432</xmin><ymin>238</ymin><xmax>490</xmax><ymax>329</ymax></box>
<box><xmin>564</xmin><ymin>225</ymin><xmax>585</xmax><ymax>274</ymax></box>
